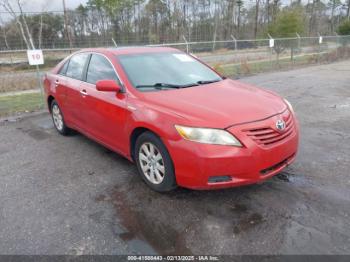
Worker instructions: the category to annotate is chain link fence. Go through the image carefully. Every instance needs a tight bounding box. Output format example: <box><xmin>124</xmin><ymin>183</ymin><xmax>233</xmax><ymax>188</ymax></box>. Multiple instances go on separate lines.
<box><xmin>1</xmin><ymin>35</ymin><xmax>350</xmax><ymax>117</ymax></box>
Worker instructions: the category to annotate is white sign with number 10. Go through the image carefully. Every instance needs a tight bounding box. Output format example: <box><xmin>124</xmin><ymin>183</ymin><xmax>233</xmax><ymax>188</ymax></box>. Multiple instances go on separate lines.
<box><xmin>27</xmin><ymin>49</ymin><xmax>44</xmax><ymax>65</ymax></box>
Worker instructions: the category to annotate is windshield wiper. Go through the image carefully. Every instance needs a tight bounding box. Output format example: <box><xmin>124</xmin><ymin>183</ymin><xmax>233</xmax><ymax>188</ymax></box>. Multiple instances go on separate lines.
<box><xmin>136</xmin><ymin>83</ymin><xmax>182</xmax><ymax>90</ymax></box>
<box><xmin>196</xmin><ymin>79</ymin><xmax>222</xmax><ymax>85</ymax></box>
<box><xmin>136</xmin><ymin>82</ymin><xmax>199</xmax><ymax>90</ymax></box>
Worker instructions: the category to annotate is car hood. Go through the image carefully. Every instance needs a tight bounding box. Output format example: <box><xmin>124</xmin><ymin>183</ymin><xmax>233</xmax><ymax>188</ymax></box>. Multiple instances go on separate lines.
<box><xmin>142</xmin><ymin>79</ymin><xmax>287</xmax><ymax>128</ymax></box>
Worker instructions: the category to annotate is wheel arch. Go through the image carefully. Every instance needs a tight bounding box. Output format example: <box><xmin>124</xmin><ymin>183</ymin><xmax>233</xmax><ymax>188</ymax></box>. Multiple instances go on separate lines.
<box><xmin>47</xmin><ymin>95</ymin><xmax>55</xmax><ymax>113</ymax></box>
<box><xmin>129</xmin><ymin>127</ymin><xmax>159</xmax><ymax>161</ymax></box>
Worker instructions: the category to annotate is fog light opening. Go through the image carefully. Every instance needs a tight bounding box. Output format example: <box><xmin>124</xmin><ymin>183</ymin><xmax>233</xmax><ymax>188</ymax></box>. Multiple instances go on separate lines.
<box><xmin>208</xmin><ymin>175</ymin><xmax>232</xmax><ymax>183</ymax></box>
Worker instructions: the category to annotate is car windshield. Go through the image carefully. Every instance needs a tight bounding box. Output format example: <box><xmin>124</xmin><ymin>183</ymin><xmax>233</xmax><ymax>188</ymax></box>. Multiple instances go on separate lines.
<box><xmin>117</xmin><ymin>52</ymin><xmax>222</xmax><ymax>91</ymax></box>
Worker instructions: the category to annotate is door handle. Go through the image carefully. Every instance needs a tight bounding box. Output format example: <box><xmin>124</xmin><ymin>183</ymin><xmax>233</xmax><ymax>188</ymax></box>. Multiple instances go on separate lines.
<box><xmin>54</xmin><ymin>79</ymin><xmax>59</xmax><ymax>87</ymax></box>
<box><xmin>80</xmin><ymin>89</ymin><xmax>88</xmax><ymax>96</ymax></box>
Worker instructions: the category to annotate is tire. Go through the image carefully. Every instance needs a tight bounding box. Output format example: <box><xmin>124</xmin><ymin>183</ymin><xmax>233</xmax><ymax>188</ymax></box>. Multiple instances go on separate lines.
<box><xmin>50</xmin><ymin>100</ymin><xmax>70</xmax><ymax>136</ymax></box>
<box><xmin>135</xmin><ymin>131</ymin><xmax>177</xmax><ymax>192</ymax></box>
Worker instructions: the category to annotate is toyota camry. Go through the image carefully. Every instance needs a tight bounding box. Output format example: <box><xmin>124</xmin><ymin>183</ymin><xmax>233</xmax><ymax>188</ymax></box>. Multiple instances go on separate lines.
<box><xmin>43</xmin><ymin>47</ymin><xmax>299</xmax><ymax>192</ymax></box>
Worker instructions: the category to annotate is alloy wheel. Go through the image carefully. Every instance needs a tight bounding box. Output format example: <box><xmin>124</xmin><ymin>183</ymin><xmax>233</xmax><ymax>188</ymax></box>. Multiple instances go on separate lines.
<box><xmin>52</xmin><ymin>104</ymin><xmax>64</xmax><ymax>131</ymax></box>
<box><xmin>138</xmin><ymin>142</ymin><xmax>165</xmax><ymax>184</ymax></box>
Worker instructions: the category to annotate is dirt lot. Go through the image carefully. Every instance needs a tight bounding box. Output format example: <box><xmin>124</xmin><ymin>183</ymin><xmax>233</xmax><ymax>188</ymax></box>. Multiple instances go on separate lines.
<box><xmin>0</xmin><ymin>61</ymin><xmax>349</xmax><ymax>255</ymax></box>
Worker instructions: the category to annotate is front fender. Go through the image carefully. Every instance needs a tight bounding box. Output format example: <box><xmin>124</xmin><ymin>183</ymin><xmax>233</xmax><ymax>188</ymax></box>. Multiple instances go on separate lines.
<box><xmin>125</xmin><ymin>100</ymin><xmax>187</xmax><ymax>158</ymax></box>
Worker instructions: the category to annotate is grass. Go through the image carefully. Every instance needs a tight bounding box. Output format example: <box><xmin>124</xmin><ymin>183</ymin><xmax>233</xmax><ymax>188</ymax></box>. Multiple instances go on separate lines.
<box><xmin>0</xmin><ymin>92</ymin><xmax>44</xmax><ymax>117</ymax></box>
<box><xmin>0</xmin><ymin>76</ymin><xmax>38</xmax><ymax>93</ymax></box>
<box><xmin>211</xmin><ymin>54</ymin><xmax>317</xmax><ymax>77</ymax></box>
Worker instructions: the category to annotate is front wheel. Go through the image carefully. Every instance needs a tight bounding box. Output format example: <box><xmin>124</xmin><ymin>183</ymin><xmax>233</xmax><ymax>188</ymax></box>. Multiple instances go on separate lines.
<box><xmin>135</xmin><ymin>132</ymin><xmax>177</xmax><ymax>192</ymax></box>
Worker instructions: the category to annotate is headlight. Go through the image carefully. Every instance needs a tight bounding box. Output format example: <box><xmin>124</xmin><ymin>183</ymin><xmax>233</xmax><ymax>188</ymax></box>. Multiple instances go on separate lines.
<box><xmin>284</xmin><ymin>98</ymin><xmax>294</xmax><ymax>113</ymax></box>
<box><xmin>175</xmin><ymin>125</ymin><xmax>242</xmax><ymax>147</ymax></box>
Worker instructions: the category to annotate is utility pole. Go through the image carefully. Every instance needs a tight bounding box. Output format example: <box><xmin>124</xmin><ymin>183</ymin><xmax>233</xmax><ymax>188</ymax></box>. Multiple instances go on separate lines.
<box><xmin>62</xmin><ymin>0</ymin><xmax>72</xmax><ymax>48</ymax></box>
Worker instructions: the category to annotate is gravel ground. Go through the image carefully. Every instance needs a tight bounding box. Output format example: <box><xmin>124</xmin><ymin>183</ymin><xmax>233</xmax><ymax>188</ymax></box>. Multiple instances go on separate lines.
<box><xmin>0</xmin><ymin>60</ymin><xmax>349</xmax><ymax>255</ymax></box>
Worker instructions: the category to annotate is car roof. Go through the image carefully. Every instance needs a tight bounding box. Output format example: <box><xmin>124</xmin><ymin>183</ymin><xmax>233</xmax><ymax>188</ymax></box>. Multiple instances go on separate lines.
<box><xmin>80</xmin><ymin>46</ymin><xmax>181</xmax><ymax>56</ymax></box>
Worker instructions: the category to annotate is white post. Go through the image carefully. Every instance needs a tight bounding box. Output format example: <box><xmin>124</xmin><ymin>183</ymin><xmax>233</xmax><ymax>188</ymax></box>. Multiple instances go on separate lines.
<box><xmin>36</xmin><ymin>64</ymin><xmax>45</xmax><ymax>107</ymax></box>
<box><xmin>182</xmin><ymin>35</ymin><xmax>189</xmax><ymax>53</ymax></box>
<box><xmin>231</xmin><ymin>35</ymin><xmax>237</xmax><ymax>51</ymax></box>
<box><xmin>112</xmin><ymin>38</ymin><xmax>118</xmax><ymax>47</ymax></box>
<box><xmin>296</xmin><ymin>32</ymin><xmax>301</xmax><ymax>51</ymax></box>
<box><xmin>27</xmin><ymin>49</ymin><xmax>45</xmax><ymax>107</ymax></box>
<box><xmin>317</xmin><ymin>32</ymin><xmax>322</xmax><ymax>62</ymax></box>
<box><xmin>268</xmin><ymin>33</ymin><xmax>274</xmax><ymax>67</ymax></box>
<box><xmin>317</xmin><ymin>33</ymin><xmax>323</xmax><ymax>45</ymax></box>
<box><xmin>335</xmin><ymin>32</ymin><xmax>339</xmax><ymax>58</ymax></box>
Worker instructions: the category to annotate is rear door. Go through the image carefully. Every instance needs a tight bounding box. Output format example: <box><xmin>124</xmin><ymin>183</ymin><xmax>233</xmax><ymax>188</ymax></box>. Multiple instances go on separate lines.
<box><xmin>63</xmin><ymin>52</ymin><xmax>90</xmax><ymax>129</ymax></box>
<box><xmin>81</xmin><ymin>53</ymin><xmax>128</xmax><ymax>153</ymax></box>
<box><xmin>49</xmin><ymin>60</ymin><xmax>69</xmax><ymax>115</ymax></box>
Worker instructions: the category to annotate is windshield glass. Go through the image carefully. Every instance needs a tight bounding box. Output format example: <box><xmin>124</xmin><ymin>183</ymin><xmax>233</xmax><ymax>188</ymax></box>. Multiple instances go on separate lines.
<box><xmin>117</xmin><ymin>52</ymin><xmax>222</xmax><ymax>91</ymax></box>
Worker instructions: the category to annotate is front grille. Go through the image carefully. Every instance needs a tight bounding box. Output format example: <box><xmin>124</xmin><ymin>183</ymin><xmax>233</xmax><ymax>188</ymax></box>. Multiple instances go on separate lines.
<box><xmin>243</xmin><ymin>110</ymin><xmax>295</xmax><ymax>146</ymax></box>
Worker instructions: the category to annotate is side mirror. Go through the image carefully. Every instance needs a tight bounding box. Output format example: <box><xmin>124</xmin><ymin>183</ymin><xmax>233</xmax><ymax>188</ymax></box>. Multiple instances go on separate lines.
<box><xmin>96</xmin><ymin>80</ymin><xmax>121</xmax><ymax>92</ymax></box>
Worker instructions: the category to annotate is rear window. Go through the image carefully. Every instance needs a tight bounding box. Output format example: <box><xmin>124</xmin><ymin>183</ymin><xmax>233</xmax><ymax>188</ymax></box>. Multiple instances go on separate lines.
<box><xmin>66</xmin><ymin>53</ymin><xmax>89</xmax><ymax>80</ymax></box>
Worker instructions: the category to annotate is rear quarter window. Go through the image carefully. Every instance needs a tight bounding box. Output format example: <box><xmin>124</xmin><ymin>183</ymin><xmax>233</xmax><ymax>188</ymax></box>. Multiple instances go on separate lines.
<box><xmin>58</xmin><ymin>60</ymin><xmax>69</xmax><ymax>75</ymax></box>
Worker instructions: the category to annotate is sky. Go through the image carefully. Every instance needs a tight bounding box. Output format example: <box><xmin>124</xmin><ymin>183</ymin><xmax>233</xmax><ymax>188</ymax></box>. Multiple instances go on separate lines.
<box><xmin>0</xmin><ymin>0</ymin><xmax>304</xmax><ymax>13</ymax></box>
<box><xmin>0</xmin><ymin>0</ymin><xmax>88</xmax><ymax>22</ymax></box>
<box><xmin>14</xmin><ymin>0</ymin><xmax>88</xmax><ymax>12</ymax></box>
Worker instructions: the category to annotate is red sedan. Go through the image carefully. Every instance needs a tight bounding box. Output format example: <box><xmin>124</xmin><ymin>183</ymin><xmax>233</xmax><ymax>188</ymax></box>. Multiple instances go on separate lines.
<box><xmin>44</xmin><ymin>47</ymin><xmax>299</xmax><ymax>192</ymax></box>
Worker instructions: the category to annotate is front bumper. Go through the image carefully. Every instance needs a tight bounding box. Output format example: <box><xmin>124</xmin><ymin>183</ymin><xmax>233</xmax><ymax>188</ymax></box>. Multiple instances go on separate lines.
<box><xmin>166</xmin><ymin>111</ymin><xmax>299</xmax><ymax>190</ymax></box>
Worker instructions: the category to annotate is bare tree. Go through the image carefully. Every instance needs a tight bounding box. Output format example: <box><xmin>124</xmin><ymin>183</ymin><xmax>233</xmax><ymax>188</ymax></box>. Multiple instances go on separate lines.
<box><xmin>38</xmin><ymin>14</ymin><xmax>43</xmax><ymax>48</ymax></box>
<box><xmin>254</xmin><ymin>0</ymin><xmax>261</xmax><ymax>39</ymax></box>
<box><xmin>0</xmin><ymin>0</ymin><xmax>35</xmax><ymax>49</ymax></box>
<box><xmin>272</xmin><ymin>0</ymin><xmax>280</xmax><ymax>22</ymax></box>
<box><xmin>237</xmin><ymin>0</ymin><xmax>243</xmax><ymax>37</ymax></box>
<box><xmin>16</xmin><ymin>0</ymin><xmax>35</xmax><ymax>48</ymax></box>
<box><xmin>266</xmin><ymin>0</ymin><xmax>270</xmax><ymax>24</ymax></box>
<box><xmin>212</xmin><ymin>0</ymin><xmax>219</xmax><ymax>50</ymax></box>
<box><xmin>62</xmin><ymin>0</ymin><xmax>72</xmax><ymax>48</ymax></box>
<box><xmin>0</xmin><ymin>15</ymin><xmax>9</xmax><ymax>49</ymax></box>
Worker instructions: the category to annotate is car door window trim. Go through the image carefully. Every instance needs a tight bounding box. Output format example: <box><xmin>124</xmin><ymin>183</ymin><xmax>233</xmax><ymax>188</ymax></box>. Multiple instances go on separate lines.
<box><xmin>57</xmin><ymin>51</ymin><xmax>125</xmax><ymax>92</ymax></box>
<box><xmin>85</xmin><ymin>53</ymin><xmax>120</xmax><ymax>86</ymax></box>
<box><xmin>65</xmin><ymin>52</ymin><xmax>90</xmax><ymax>81</ymax></box>
<box><xmin>87</xmin><ymin>52</ymin><xmax>125</xmax><ymax>92</ymax></box>
<box><xmin>58</xmin><ymin>59</ymin><xmax>70</xmax><ymax>76</ymax></box>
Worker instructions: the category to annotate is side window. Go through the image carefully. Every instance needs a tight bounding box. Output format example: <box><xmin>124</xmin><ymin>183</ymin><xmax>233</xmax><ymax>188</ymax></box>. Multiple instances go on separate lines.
<box><xmin>86</xmin><ymin>54</ymin><xmax>119</xmax><ymax>85</ymax></box>
<box><xmin>66</xmin><ymin>53</ymin><xmax>89</xmax><ymax>80</ymax></box>
<box><xmin>58</xmin><ymin>60</ymin><xmax>69</xmax><ymax>75</ymax></box>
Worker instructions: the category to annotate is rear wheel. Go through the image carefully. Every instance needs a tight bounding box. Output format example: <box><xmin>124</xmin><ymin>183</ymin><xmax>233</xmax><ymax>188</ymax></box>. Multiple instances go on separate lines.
<box><xmin>51</xmin><ymin>100</ymin><xmax>70</xmax><ymax>135</ymax></box>
<box><xmin>135</xmin><ymin>132</ymin><xmax>177</xmax><ymax>192</ymax></box>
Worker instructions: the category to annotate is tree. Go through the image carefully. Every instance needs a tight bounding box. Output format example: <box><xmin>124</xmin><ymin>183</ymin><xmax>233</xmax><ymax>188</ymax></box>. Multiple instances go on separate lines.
<box><xmin>0</xmin><ymin>15</ymin><xmax>9</xmax><ymax>49</ymax></box>
<box><xmin>254</xmin><ymin>0</ymin><xmax>261</xmax><ymax>39</ymax></box>
<box><xmin>268</xmin><ymin>8</ymin><xmax>305</xmax><ymax>38</ymax></box>
<box><xmin>143</xmin><ymin>0</ymin><xmax>169</xmax><ymax>43</ymax></box>
<box><xmin>328</xmin><ymin>0</ymin><xmax>342</xmax><ymax>33</ymax></box>
<box><xmin>0</xmin><ymin>0</ymin><xmax>35</xmax><ymax>49</ymax></box>
<box><xmin>337</xmin><ymin>20</ymin><xmax>350</xmax><ymax>35</ymax></box>
<box><xmin>337</xmin><ymin>20</ymin><xmax>350</xmax><ymax>46</ymax></box>
<box><xmin>26</xmin><ymin>13</ymin><xmax>64</xmax><ymax>48</ymax></box>
<box><xmin>1</xmin><ymin>0</ymin><xmax>350</xmax><ymax>50</ymax></box>
<box><xmin>268</xmin><ymin>8</ymin><xmax>305</xmax><ymax>60</ymax></box>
